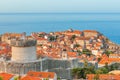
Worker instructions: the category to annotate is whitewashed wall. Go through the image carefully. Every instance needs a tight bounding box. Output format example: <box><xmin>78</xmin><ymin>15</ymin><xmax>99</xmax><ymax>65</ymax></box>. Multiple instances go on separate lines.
<box><xmin>11</xmin><ymin>46</ymin><xmax>37</xmax><ymax>62</ymax></box>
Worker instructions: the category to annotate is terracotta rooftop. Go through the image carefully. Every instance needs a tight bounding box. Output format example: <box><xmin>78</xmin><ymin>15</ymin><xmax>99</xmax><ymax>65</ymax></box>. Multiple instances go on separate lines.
<box><xmin>75</xmin><ymin>37</ymin><xmax>90</xmax><ymax>40</ymax></box>
<box><xmin>87</xmin><ymin>74</ymin><xmax>120</xmax><ymax>80</ymax></box>
<box><xmin>99</xmin><ymin>54</ymin><xmax>120</xmax><ymax>65</ymax></box>
<box><xmin>0</xmin><ymin>73</ymin><xmax>14</xmax><ymax>80</ymax></box>
<box><xmin>27</xmin><ymin>71</ymin><xmax>55</xmax><ymax>79</ymax></box>
<box><xmin>21</xmin><ymin>76</ymin><xmax>41</xmax><ymax>80</ymax></box>
<box><xmin>3</xmin><ymin>33</ymin><xmax>22</xmax><ymax>37</ymax></box>
<box><xmin>83</xmin><ymin>30</ymin><xmax>98</xmax><ymax>33</ymax></box>
<box><xmin>67</xmin><ymin>52</ymin><xmax>77</xmax><ymax>57</ymax></box>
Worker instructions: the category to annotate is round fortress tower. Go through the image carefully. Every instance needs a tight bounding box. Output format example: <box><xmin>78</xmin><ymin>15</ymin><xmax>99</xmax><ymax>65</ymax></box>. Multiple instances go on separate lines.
<box><xmin>11</xmin><ymin>38</ymin><xmax>37</xmax><ymax>62</ymax></box>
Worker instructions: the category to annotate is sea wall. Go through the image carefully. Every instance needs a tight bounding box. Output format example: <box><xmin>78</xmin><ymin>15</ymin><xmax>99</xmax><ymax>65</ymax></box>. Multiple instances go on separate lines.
<box><xmin>0</xmin><ymin>58</ymin><xmax>97</xmax><ymax>79</ymax></box>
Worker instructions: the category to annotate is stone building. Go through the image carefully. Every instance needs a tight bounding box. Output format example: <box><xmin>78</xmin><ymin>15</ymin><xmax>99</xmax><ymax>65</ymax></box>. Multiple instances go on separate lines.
<box><xmin>0</xmin><ymin>34</ymin><xmax>98</xmax><ymax>80</ymax></box>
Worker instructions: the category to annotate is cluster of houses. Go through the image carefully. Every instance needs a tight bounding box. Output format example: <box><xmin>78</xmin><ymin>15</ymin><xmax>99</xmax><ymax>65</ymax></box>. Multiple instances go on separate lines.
<box><xmin>0</xmin><ymin>71</ymin><xmax>57</xmax><ymax>80</ymax></box>
<box><xmin>99</xmin><ymin>54</ymin><xmax>120</xmax><ymax>67</ymax></box>
<box><xmin>31</xmin><ymin>29</ymin><xmax>107</xmax><ymax>61</ymax></box>
<box><xmin>0</xmin><ymin>29</ymin><xmax>118</xmax><ymax>63</ymax></box>
<box><xmin>0</xmin><ymin>29</ymin><xmax>119</xmax><ymax>80</ymax></box>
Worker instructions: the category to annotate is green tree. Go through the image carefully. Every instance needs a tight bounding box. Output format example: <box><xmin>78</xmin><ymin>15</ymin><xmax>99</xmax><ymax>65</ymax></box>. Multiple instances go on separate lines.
<box><xmin>14</xmin><ymin>77</ymin><xmax>19</xmax><ymax>80</ymax></box>
<box><xmin>74</xmin><ymin>44</ymin><xmax>80</xmax><ymax>48</ymax></box>
<box><xmin>94</xmin><ymin>74</ymin><xmax>100</xmax><ymax>80</ymax></box>
<box><xmin>104</xmin><ymin>50</ymin><xmax>112</xmax><ymax>56</ymax></box>
<box><xmin>71</xmin><ymin>35</ymin><xmax>76</xmax><ymax>41</ymax></box>
<box><xmin>95</xmin><ymin>67</ymin><xmax>109</xmax><ymax>74</ymax></box>
<box><xmin>77</xmin><ymin>50</ymin><xmax>81</xmax><ymax>55</ymax></box>
<box><xmin>82</xmin><ymin>49</ymin><xmax>92</xmax><ymax>56</ymax></box>
<box><xmin>88</xmin><ymin>65</ymin><xmax>95</xmax><ymax>73</ymax></box>
<box><xmin>43</xmin><ymin>78</ymin><xmax>49</xmax><ymax>80</ymax></box>
<box><xmin>84</xmin><ymin>60</ymin><xmax>88</xmax><ymax>68</ymax></box>
<box><xmin>0</xmin><ymin>76</ymin><xmax>3</xmax><ymax>80</ymax></box>
<box><xmin>38</xmin><ymin>34</ymin><xmax>44</xmax><ymax>37</ymax></box>
<box><xmin>38</xmin><ymin>44</ymin><xmax>42</xmax><ymax>46</ymax></box>
<box><xmin>72</xmin><ymin>68</ymin><xmax>81</xmax><ymax>79</ymax></box>
<box><xmin>114</xmin><ymin>63</ymin><xmax>119</xmax><ymax>70</ymax></box>
<box><xmin>72</xmin><ymin>63</ymin><xmax>95</xmax><ymax>79</ymax></box>
<box><xmin>109</xmin><ymin>65</ymin><xmax>115</xmax><ymax>71</ymax></box>
<box><xmin>49</xmin><ymin>36</ymin><xmax>56</xmax><ymax>41</ymax></box>
<box><xmin>72</xmin><ymin>60</ymin><xmax>102</xmax><ymax>79</ymax></box>
<box><xmin>95</xmin><ymin>69</ymin><xmax>103</xmax><ymax>74</ymax></box>
<box><xmin>98</xmin><ymin>57</ymin><xmax>101</xmax><ymax>62</ymax></box>
<box><xmin>105</xmin><ymin>62</ymin><xmax>109</xmax><ymax>70</ymax></box>
<box><xmin>100</xmin><ymin>67</ymin><xmax>109</xmax><ymax>74</ymax></box>
<box><xmin>57</xmin><ymin>77</ymin><xmax>61</xmax><ymax>80</ymax></box>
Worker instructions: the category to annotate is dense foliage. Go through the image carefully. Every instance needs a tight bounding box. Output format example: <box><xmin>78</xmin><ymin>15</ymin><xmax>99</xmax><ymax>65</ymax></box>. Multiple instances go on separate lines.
<box><xmin>72</xmin><ymin>61</ymin><xmax>119</xmax><ymax>79</ymax></box>
<box><xmin>0</xmin><ymin>77</ymin><xmax>2</xmax><ymax>80</ymax></box>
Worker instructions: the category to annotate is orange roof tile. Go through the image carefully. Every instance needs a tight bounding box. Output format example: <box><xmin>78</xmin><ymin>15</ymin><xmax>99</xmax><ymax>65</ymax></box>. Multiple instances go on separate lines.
<box><xmin>67</xmin><ymin>52</ymin><xmax>77</xmax><ymax>57</ymax></box>
<box><xmin>73</xmin><ymin>30</ymin><xmax>82</xmax><ymax>34</ymax></box>
<box><xmin>87</xmin><ymin>74</ymin><xmax>120</xmax><ymax>80</ymax></box>
<box><xmin>21</xmin><ymin>76</ymin><xmax>41</xmax><ymax>80</ymax></box>
<box><xmin>27</xmin><ymin>71</ymin><xmax>55</xmax><ymax>79</ymax></box>
<box><xmin>0</xmin><ymin>73</ymin><xmax>14</xmax><ymax>80</ymax></box>
<box><xmin>98</xmin><ymin>54</ymin><xmax>120</xmax><ymax>65</ymax></box>
<box><xmin>83</xmin><ymin>30</ymin><xmax>98</xmax><ymax>33</ymax></box>
<box><xmin>75</xmin><ymin>37</ymin><xmax>90</xmax><ymax>40</ymax></box>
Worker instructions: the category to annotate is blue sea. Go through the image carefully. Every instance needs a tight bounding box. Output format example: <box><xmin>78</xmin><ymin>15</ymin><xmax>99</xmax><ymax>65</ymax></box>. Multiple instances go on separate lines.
<box><xmin>0</xmin><ymin>13</ymin><xmax>120</xmax><ymax>44</ymax></box>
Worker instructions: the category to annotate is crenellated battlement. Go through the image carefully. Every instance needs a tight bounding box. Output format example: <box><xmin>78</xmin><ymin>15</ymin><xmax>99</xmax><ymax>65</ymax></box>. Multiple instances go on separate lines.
<box><xmin>10</xmin><ymin>39</ymin><xmax>37</xmax><ymax>47</ymax></box>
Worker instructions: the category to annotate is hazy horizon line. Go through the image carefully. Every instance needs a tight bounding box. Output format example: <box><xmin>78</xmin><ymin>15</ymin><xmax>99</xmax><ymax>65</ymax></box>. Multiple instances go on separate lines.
<box><xmin>0</xmin><ymin>12</ymin><xmax>120</xmax><ymax>14</ymax></box>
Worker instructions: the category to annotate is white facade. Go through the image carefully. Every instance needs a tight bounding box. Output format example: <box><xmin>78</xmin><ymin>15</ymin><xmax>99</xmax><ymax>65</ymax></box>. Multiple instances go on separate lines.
<box><xmin>11</xmin><ymin>46</ymin><xmax>37</xmax><ymax>62</ymax></box>
<box><xmin>92</xmin><ymin>49</ymin><xmax>98</xmax><ymax>55</ymax></box>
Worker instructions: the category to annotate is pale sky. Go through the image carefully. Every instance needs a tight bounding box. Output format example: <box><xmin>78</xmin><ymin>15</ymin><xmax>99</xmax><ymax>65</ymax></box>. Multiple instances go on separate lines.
<box><xmin>0</xmin><ymin>0</ymin><xmax>120</xmax><ymax>13</ymax></box>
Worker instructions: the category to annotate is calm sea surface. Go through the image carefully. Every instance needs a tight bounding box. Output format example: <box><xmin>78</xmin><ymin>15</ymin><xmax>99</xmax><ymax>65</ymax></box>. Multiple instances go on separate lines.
<box><xmin>0</xmin><ymin>13</ymin><xmax>120</xmax><ymax>44</ymax></box>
